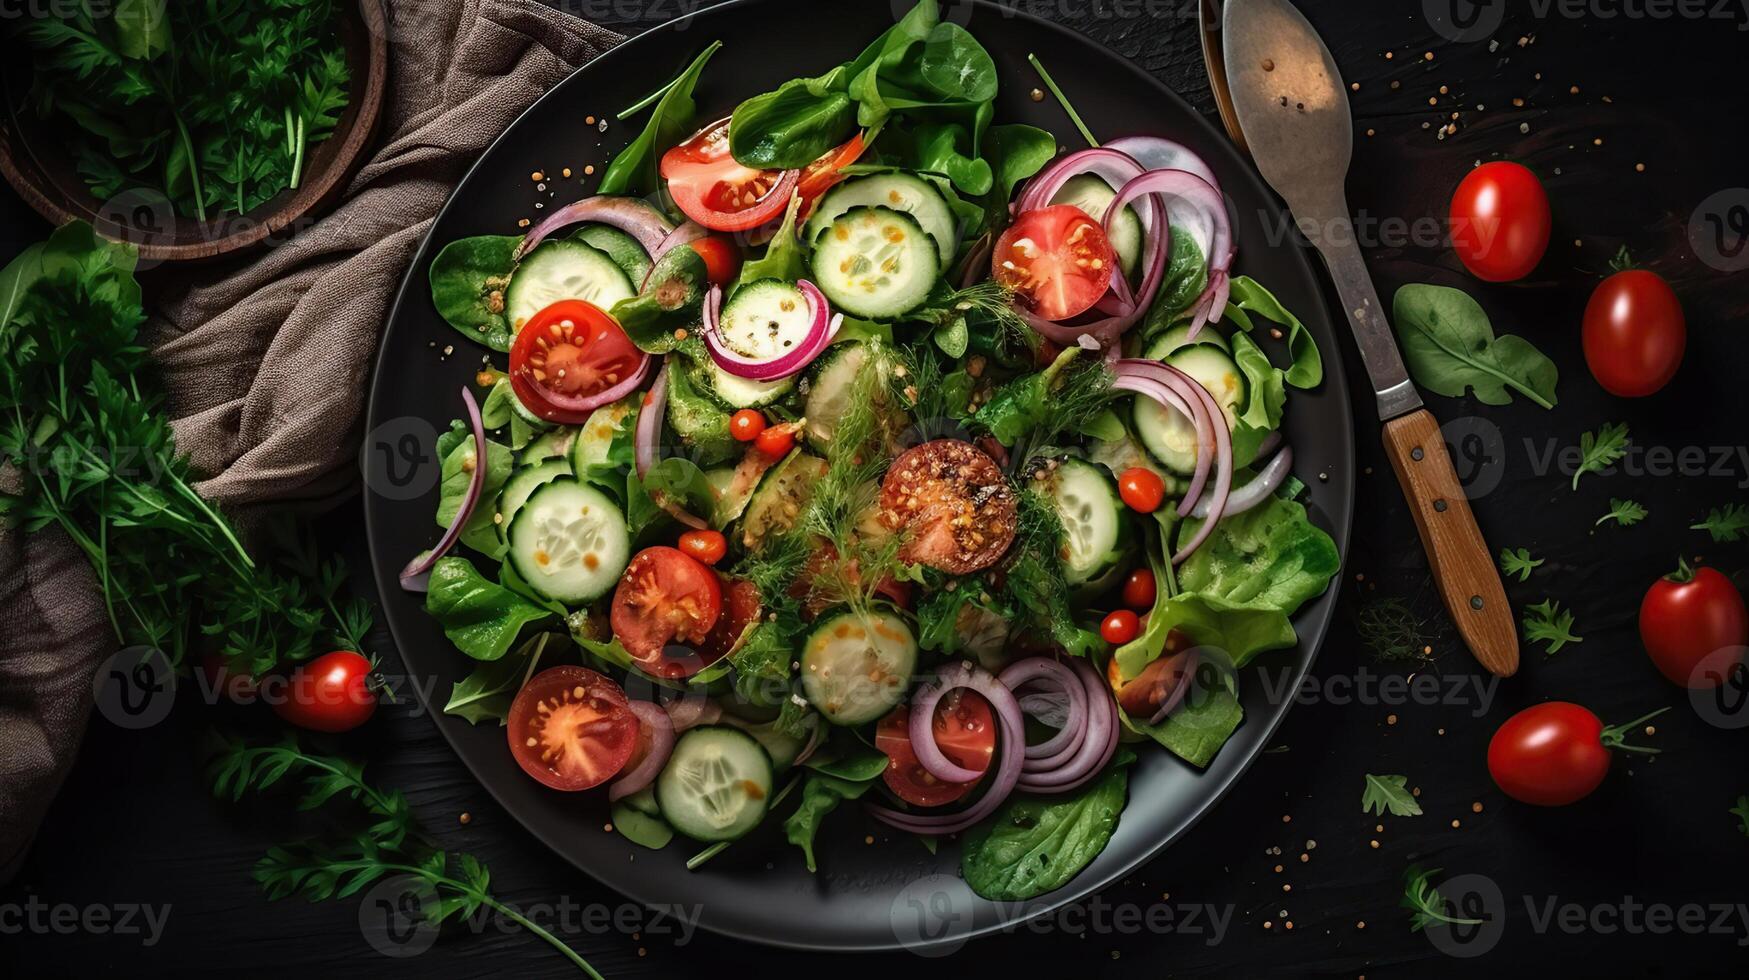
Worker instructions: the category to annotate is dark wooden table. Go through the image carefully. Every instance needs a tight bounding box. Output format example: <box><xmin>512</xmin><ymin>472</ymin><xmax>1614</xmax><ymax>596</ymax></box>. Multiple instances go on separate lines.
<box><xmin>5</xmin><ymin>1</ymin><xmax>1749</xmax><ymax>976</ymax></box>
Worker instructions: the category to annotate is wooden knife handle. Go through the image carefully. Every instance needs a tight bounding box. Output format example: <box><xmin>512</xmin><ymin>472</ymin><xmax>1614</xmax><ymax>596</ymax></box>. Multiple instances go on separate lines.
<box><xmin>1380</xmin><ymin>408</ymin><xmax>1519</xmax><ymax>677</ymax></box>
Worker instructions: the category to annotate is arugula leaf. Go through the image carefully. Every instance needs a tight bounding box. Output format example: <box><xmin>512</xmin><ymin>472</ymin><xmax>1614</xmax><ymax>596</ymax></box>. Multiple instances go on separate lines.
<box><xmin>960</xmin><ymin>762</ymin><xmax>1129</xmax><ymax>900</ymax></box>
<box><xmin>1361</xmin><ymin>774</ymin><xmax>1423</xmax><ymax>817</ymax></box>
<box><xmin>1571</xmin><ymin>422</ymin><xmax>1629</xmax><ymax>490</ymax></box>
<box><xmin>784</xmin><ymin>771</ymin><xmax>879</xmax><ymax>872</ymax></box>
<box><xmin>428</xmin><ymin>236</ymin><xmax>519</xmax><ymax>352</ymax></box>
<box><xmin>444</xmin><ymin>633</ymin><xmax>554</xmax><ymax>725</ymax></box>
<box><xmin>1392</xmin><ymin>284</ymin><xmax>1558</xmax><ymax>409</ymax></box>
<box><xmin>1692</xmin><ymin>504</ymin><xmax>1749</xmax><ymax>543</ymax></box>
<box><xmin>1498</xmin><ymin>547</ymin><xmax>1544</xmax><ymax>582</ymax></box>
<box><xmin>423</xmin><ymin>558</ymin><xmax>554</xmax><ymax>661</ymax></box>
<box><xmin>598</xmin><ymin>41</ymin><xmax>722</xmax><ymax>196</ymax></box>
<box><xmin>1522</xmin><ymin>598</ymin><xmax>1581</xmax><ymax>655</ymax></box>
<box><xmin>1596</xmin><ymin>498</ymin><xmax>1647</xmax><ymax>527</ymax></box>
<box><xmin>1402</xmin><ymin>865</ymin><xmax>1483</xmax><ymax>932</ymax></box>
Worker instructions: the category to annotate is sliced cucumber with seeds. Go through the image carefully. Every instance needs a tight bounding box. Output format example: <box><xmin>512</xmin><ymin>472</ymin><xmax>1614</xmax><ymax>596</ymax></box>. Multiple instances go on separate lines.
<box><xmin>805</xmin><ymin>172</ymin><xmax>959</xmax><ymax>267</ymax></box>
<box><xmin>568</xmin><ymin>396</ymin><xmax>638</xmax><ymax>475</ymax></box>
<box><xmin>716</xmin><ymin>279</ymin><xmax>815</xmax><ymax>360</ymax></box>
<box><xmin>738</xmin><ymin>450</ymin><xmax>828</xmax><ymax>553</ymax></box>
<box><xmin>496</xmin><ymin>459</ymin><xmax>571</xmax><ymax>541</ymax></box>
<box><xmin>1046</xmin><ymin>458</ymin><xmax>1125</xmax><ymax>586</ymax></box>
<box><xmin>1132</xmin><ymin>345</ymin><xmax>1246</xmax><ymax>475</ymax></box>
<box><xmin>1144</xmin><ymin>324</ymin><xmax>1231</xmax><ymax>360</ymax></box>
<box><xmin>506</xmin><ymin>240</ymin><xmax>636</xmax><ymax>332</ymax></box>
<box><xmin>810</xmin><ymin>206</ymin><xmax>938</xmax><ymax>320</ymax></box>
<box><xmin>802</xmin><ymin>342</ymin><xmax>893</xmax><ymax>452</ymax></box>
<box><xmin>519</xmin><ymin>426</ymin><xmax>577</xmax><ymax>465</ymax></box>
<box><xmin>697</xmin><ymin>362</ymin><xmax>794</xmax><ymax>409</ymax></box>
<box><xmin>1051</xmin><ymin>173</ymin><xmax>1143</xmax><ymax>278</ymax></box>
<box><xmin>572</xmin><ymin>223</ymin><xmax>651</xmax><ymax>286</ymax></box>
<box><xmin>505</xmin><ymin>478</ymin><xmax>629</xmax><ymax>604</ymax></box>
<box><xmin>800</xmin><ymin>608</ymin><xmax>918</xmax><ymax>726</ymax></box>
<box><xmin>655</xmin><ymin>726</ymin><xmax>774</xmax><ymax>843</ymax></box>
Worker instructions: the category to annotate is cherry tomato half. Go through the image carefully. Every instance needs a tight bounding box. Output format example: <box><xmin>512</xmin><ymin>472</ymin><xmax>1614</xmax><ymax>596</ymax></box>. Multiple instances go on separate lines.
<box><xmin>752</xmin><ymin>422</ymin><xmax>797</xmax><ymax>459</ymax></box>
<box><xmin>730</xmin><ymin>408</ymin><xmax>768</xmax><ymax>442</ymax></box>
<box><xmin>1118</xmin><ymin>467</ymin><xmax>1166</xmax><ymax>514</ymax></box>
<box><xmin>993</xmin><ymin>204</ymin><xmax>1117</xmax><ymax>321</ymax></box>
<box><xmin>1121</xmin><ymin>568</ymin><xmax>1157</xmax><ymax>611</ymax></box>
<box><xmin>1101</xmin><ymin>609</ymin><xmax>1141</xmax><ymax>645</ymax></box>
<box><xmin>508</xmin><ymin>300</ymin><xmax>644</xmax><ymax>424</ymax></box>
<box><xmin>507</xmin><ymin>666</ymin><xmax>637</xmax><ymax>791</ymax></box>
<box><xmin>1487</xmin><ymin>701</ymin><xmax>1664</xmax><ymax>806</ymax></box>
<box><xmin>1582</xmin><ymin>255</ymin><xmax>1686</xmax><ymax>397</ymax></box>
<box><xmin>688</xmin><ymin>236</ymin><xmax>742</xmax><ymax>288</ymax></box>
<box><xmin>1449</xmin><ymin>161</ymin><xmax>1551</xmax><ymax>282</ymax></box>
<box><xmin>1638</xmin><ymin>561</ymin><xmax>1747</xmax><ymax>688</ymax></box>
<box><xmin>610</xmin><ymin>547</ymin><xmax>724</xmax><ymax>677</ymax></box>
<box><xmin>796</xmin><ymin>133</ymin><xmax>867</xmax><ymax>215</ymax></box>
<box><xmin>660</xmin><ymin>118</ymin><xmax>797</xmax><ymax>232</ymax></box>
<box><xmin>678</xmin><ymin>529</ymin><xmax>728</xmax><ymax>566</ymax></box>
<box><xmin>875</xmin><ymin>692</ymin><xmax>995</xmax><ymax>808</ymax></box>
<box><xmin>879</xmin><ymin>440</ymin><xmax>1018</xmax><ymax>575</ymax></box>
<box><xmin>272</xmin><ymin>651</ymin><xmax>377</xmax><ymax>733</ymax></box>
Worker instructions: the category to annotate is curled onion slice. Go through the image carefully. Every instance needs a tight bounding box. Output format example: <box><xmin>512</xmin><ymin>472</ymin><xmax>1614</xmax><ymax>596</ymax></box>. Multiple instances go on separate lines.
<box><xmin>399</xmin><ymin>388</ymin><xmax>486</xmax><ymax>592</ymax></box>
<box><xmin>663</xmin><ymin>694</ymin><xmax>720</xmax><ymax>732</ymax></box>
<box><xmin>608</xmin><ymin>701</ymin><xmax>675</xmax><ymax>802</ymax></box>
<box><xmin>999</xmin><ymin>657</ymin><xmax>1088</xmax><ymax>763</ymax></box>
<box><xmin>1103</xmin><ymin>136</ymin><xmax>1222</xmax><ymax>194</ymax></box>
<box><xmin>865</xmin><ymin>662</ymin><xmax>1025</xmax><ymax>836</ymax></box>
<box><xmin>1106</xmin><ymin>168</ymin><xmax>1233</xmax><ymax>341</ymax></box>
<box><xmin>517</xmin><ymin>195</ymin><xmax>675</xmax><ymax>261</ymax></box>
<box><xmin>1112</xmin><ymin>359</ymin><xmax>1215</xmax><ymax>517</ymax></box>
<box><xmin>1193</xmin><ymin>444</ymin><xmax>1293</xmax><ymax>521</ymax></box>
<box><xmin>634</xmin><ymin>361</ymin><xmax>669</xmax><ymax>480</ymax></box>
<box><xmin>700</xmin><ymin>281</ymin><xmax>842</xmax><ymax>382</ymax></box>
<box><xmin>1014</xmin><ymin>658</ymin><xmax>1117</xmax><ymax>793</ymax></box>
<box><xmin>1146</xmin><ymin>649</ymin><xmax>1202</xmax><ymax>726</ymax></box>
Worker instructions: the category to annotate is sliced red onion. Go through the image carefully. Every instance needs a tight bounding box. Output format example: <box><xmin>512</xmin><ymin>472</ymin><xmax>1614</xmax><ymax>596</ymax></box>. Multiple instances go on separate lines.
<box><xmin>399</xmin><ymin>388</ymin><xmax>486</xmax><ymax>592</ymax></box>
<box><xmin>1173</xmin><ymin>377</ymin><xmax>1234</xmax><ymax>562</ymax></box>
<box><xmin>643</xmin><ymin>221</ymin><xmax>711</xmax><ymax>289</ymax></box>
<box><xmin>1145</xmin><ymin>650</ymin><xmax>1202</xmax><ymax>726</ymax></box>
<box><xmin>1112</xmin><ymin>360</ymin><xmax>1214</xmax><ymax>517</ymax></box>
<box><xmin>1104</xmin><ymin>136</ymin><xmax>1221</xmax><ymax>194</ymax></box>
<box><xmin>1193</xmin><ymin>444</ymin><xmax>1292</xmax><ymax>521</ymax></box>
<box><xmin>664</xmin><ymin>694</ymin><xmax>720</xmax><ymax>732</ymax></box>
<box><xmin>516</xmin><ymin>195</ymin><xmax>675</xmax><ymax>261</ymax></box>
<box><xmin>608</xmin><ymin>701</ymin><xmax>675</xmax><ymax>802</ymax></box>
<box><xmin>1014</xmin><ymin>658</ymin><xmax>1115</xmax><ymax>793</ymax></box>
<box><xmin>910</xmin><ymin>668</ymin><xmax>993</xmax><ymax>785</ymax></box>
<box><xmin>1107</xmin><ymin>169</ymin><xmax>1233</xmax><ymax>342</ymax></box>
<box><xmin>866</xmin><ymin>662</ymin><xmax>1025</xmax><ymax>836</ymax></box>
<box><xmin>634</xmin><ymin>361</ymin><xmax>668</xmax><ymax>480</ymax></box>
<box><xmin>998</xmin><ymin>657</ymin><xmax>1087</xmax><ymax>762</ymax></box>
<box><xmin>700</xmin><ymin>282</ymin><xmax>842</xmax><ymax>382</ymax></box>
<box><xmin>1017</xmin><ymin>147</ymin><xmax>1144</xmax><ymax>213</ymax></box>
<box><xmin>791</xmin><ymin>721</ymin><xmax>825</xmax><ymax>768</ymax></box>
<box><xmin>518</xmin><ymin>347</ymin><xmax>652</xmax><ymax>418</ymax></box>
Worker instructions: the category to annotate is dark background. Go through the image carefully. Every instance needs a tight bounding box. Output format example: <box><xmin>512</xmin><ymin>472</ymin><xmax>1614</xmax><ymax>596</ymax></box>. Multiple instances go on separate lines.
<box><xmin>5</xmin><ymin>0</ymin><xmax>1749</xmax><ymax>976</ymax></box>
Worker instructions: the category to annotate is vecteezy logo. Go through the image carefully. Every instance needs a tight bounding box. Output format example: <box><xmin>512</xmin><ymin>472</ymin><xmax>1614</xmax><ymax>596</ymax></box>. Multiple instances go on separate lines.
<box><xmin>1438</xmin><ymin>415</ymin><xmax>1506</xmax><ymax>500</ymax></box>
<box><xmin>1689</xmin><ymin>188</ymin><xmax>1749</xmax><ymax>273</ymax></box>
<box><xmin>91</xmin><ymin>646</ymin><xmax>175</xmax><ymax>730</ymax></box>
<box><xmin>358</xmin><ymin>875</ymin><xmax>440</xmax><ymax>958</ymax></box>
<box><xmin>94</xmin><ymin>187</ymin><xmax>176</xmax><ymax>271</ymax></box>
<box><xmin>889</xmin><ymin>873</ymin><xmax>972</xmax><ymax>957</ymax></box>
<box><xmin>362</xmin><ymin>416</ymin><xmax>439</xmax><ymax>501</ymax></box>
<box><xmin>1424</xmin><ymin>0</ymin><xmax>1507</xmax><ymax>42</ymax></box>
<box><xmin>1689</xmin><ymin>653</ymin><xmax>1749</xmax><ymax>730</ymax></box>
<box><xmin>1422</xmin><ymin>873</ymin><xmax>1506</xmax><ymax>958</ymax></box>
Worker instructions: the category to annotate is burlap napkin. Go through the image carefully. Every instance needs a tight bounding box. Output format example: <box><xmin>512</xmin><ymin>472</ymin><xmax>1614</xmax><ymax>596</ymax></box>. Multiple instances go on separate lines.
<box><xmin>0</xmin><ymin>0</ymin><xmax>623</xmax><ymax>881</ymax></box>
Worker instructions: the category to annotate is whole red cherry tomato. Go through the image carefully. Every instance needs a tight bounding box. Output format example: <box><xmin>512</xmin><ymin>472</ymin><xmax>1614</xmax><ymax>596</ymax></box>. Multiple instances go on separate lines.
<box><xmin>1101</xmin><ymin>609</ymin><xmax>1141</xmax><ymax>645</ymax></box>
<box><xmin>1118</xmin><ymin>467</ymin><xmax>1166</xmax><ymax>514</ymax></box>
<box><xmin>1582</xmin><ymin>249</ymin><xmax>1686</xmax><ymax>397</ymax></box>
<box><xmin>1450</xmin><ymin>161</ymin><xmax>1551</xmax><ymax>282</ymax></box>
<box><xmin>272</xmin><ymin>651</ymin><xmax>378</xmax><ymax>733</ymax></box>
<box><xmin>678</xmin><ymin>529</ymin><xmax>728</xmax><ymax>566</ymax></box>
<box><xmin>729</xmin><ymin>409</ymin><xmax>767</xmax><ymax>442</ymax></box>
<box><xmin>1121</xmin><ymin>568</ymin><xmax>1157</xmax><ymax>611</ymax></box>
<box><xmin>1487</xmin><ymin>702</ymin><xmax>1666</xmax><ymax>806</ymax></box>
<box><xmin>1638</xmin><ymin>559</ymin><xmax>1748</xmax><ymax>687</ymax></box>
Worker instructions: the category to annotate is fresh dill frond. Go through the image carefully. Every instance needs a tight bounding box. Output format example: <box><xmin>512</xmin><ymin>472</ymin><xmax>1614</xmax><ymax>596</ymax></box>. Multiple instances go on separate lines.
<box><xmin>1353</xmin><ymin>597</ymin><xmax>1438</xmax><ymax>663</ymax></box>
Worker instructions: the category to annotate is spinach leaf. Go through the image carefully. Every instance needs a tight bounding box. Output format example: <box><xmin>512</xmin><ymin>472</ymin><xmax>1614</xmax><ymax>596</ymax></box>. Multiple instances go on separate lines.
<box><xmin>1143</xmin><ymin>233</ymin><xmax>1210</xmax><ymax>331</ymax></box>
<box><xmin>804</xmin><ymin>746</ymin><xmax>890</xmax><ymax>782</ymax></box>
<box><xmin>478</xmin><ymin>378</ymin><xmax>516</xmax><ymax>430</ymax></box>
<box><xmin>919</xmin><ymin>22</ymin><xmax>997</xmax><ymax>102</ymax></box>
<box><xmin>637</xmin><ymin>455</ymin><xmax>719</xmax><ymax>534</ymax></box>
<box><xmin>598</xmin><ymin>41</ymin><xmax>722</xmax><ymax>197</ymax></box>
<box><xmin>1222</xmin><ymin>275</ymin><xmax>1323</xmax><ymax>389</ymax></box>
<box><xmin>784</xmin><ymin>771</ymin><xmax>879</xmax><ymax>872</ymax></box>
<box><xmin>914</xmin><ymin>122</ymin><xmax>992</xmax><ymax>196</ymax></box>
<box><xmin>436</xmin><ymin>427</ymin><xmax>514</xmax><ymax>560</ymax></box>
<box><xmin>608</xmin><ymin>246</ymin><xmax>710</xmax><ymax>353</ymax></box>
<box><xmin>960</xmin><ymin>762</ymin><xmax>1129</xmax><ymax>900</ymax></box>
<box><xmin>1230</xmin><ymin>331</ymin><xmax>1287</xmax><ymax>435</ymax></box>
<box><xmin>424</xmin><ymin>557</ymin><xmax>555</xmax><ymax>661</ymax></box>
<box><xmin>984</xmin><ymin>123</ymin><xmax>1057</xmax><ymax>204</ymax></box>
<box><xmin>729</xmin><ymin>70</ymin><xmax>858</xmax><ymax>170</ymax></box>
<box><xmin>1391</xmin><ymin>283</ymin><xmax>1558</xmax><ymax>408</ymax></box>
<box><xmin>444</xmin><ymin>632</ymin><xmax>554</xmax><ymax>725</ymax></box>
<box><xmin>611</xmin><ymin>801</ymin><xmax>675</xmax><ymax>850</ymax></box>
<box><xmin>732</xmin><ymin>193</ymin><xmax>808</xmax><ymax>290</ymax></box>
<box><xmin>428</xmin><ymin>236</ymin><xmax>518</xmax><ymax>352</ymax></box>
<box><xmin>1120</xmin><ymin>663</ymin><xmax>1245</xmax><ymax>768</ymax></box>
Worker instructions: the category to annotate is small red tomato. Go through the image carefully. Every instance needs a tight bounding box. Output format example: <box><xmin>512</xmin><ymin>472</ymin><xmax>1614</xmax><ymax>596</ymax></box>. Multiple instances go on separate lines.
<box><xmin>1450</xmin><ymin>161</ymin><xmax>1551</xmax><ymax>282</ymax></box>
<box><xmin>1118</xmin><ymin>467</ymin><xmax>1166</xmax><ymax>513</ymax></box>
<box><xmin>1121</xmin><ymin>568</ymin><xmax>1157</xmax><ymax>611</ymax></box>
<box><xmin>1101</xmin><ymin>609</ymin><xmax>1141</xmax><ymax>645</ymax></box>
<box><xmin>729</xmin><ymin>408</ymin><xmax>767</xmax><ymax>442</ymax></box>
<box><xmin>753</xmin><ymin>423</ymin><xmax>796</xmax><ymax>459</ymax></box>
<box><xmin>688</xmin><ymin>235</ymin><xmax>741</xmax><ymax>288</ymax></box>
<box><xmin>1487</xmin><ymin>702</ymin><xmax>1666</xmax><ymax>806</ymax></box>
<box><xmin>272</xmin><ymin>651</ymin><xmax>377</xmax><ymax>733</ymax></box>
<box><xmin>1638</xmin><ymin>560</ymin><xmax>1747</xmax><ymax>688</ymax></box>
<box><xmin>678</xmin><ymin>529</ymin><xmax>728</xmax><ymax>565</ymax></box>
<box><xmin>1582</xmin><ymin>251</ymin><xmax>1686</xmax><ymax>398</ymax></box>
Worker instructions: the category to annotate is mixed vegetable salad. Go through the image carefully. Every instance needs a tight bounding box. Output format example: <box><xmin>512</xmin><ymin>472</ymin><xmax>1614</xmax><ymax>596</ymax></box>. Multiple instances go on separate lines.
<box><xmin>405</xmin><ymin>0</ymin><xmax>1338</xmax><ymax>901</ymax></box>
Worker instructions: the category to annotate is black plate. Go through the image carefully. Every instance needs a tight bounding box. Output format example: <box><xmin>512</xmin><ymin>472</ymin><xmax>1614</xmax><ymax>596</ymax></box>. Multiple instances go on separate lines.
<box><xmin>364</xmin><ymin>0</ymin><xmax>1354</xmax><ymax>952</ymax></box>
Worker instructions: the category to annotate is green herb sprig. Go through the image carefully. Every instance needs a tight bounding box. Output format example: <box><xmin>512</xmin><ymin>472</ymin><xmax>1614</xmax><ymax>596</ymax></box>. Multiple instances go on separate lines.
<box><xmin>1572</xmin><ymin>422</ymin><xmax>1629</xmax><ymax>490</ymax></box>
<box><xmin>1692</xmin><ymin>504</ymin><xmax>1749</xmax><ymax>543</ymax></box>
<box><xmin>1498</xmin><ymin>547</ymin><xmax>1544</xmax><ymax>582</ymax></box>
<box><xmin>1401</xmin><ymin>866</ymin><xmax>1484</xmax><ymax>932</ymax></box>
<box><xmin>1523</xmin><ymin>598</ymin><xmax>1581</xmax><ymax>654</ymax></box>
<box><xmin>1362</xmin><ymin>774</ymin><xmax>1423</xmax><ymax>817</ymax></box>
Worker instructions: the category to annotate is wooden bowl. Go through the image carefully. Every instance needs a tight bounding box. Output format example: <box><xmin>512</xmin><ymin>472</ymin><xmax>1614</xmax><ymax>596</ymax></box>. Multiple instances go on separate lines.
<box><xmin>0</xmin><ymin>0</ymin><xmax>389</xmax><ymax>263</ymax></box>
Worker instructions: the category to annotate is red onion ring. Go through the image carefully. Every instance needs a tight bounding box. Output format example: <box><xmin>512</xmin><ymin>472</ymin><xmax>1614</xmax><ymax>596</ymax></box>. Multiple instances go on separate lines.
<box><xmin>866</xmin><ymin>662</ymin><xmax>1025</xmax><ymax>836</ymax></box>
<box><xmin>634</xmin><ymin>361</ymin><xmax>668</xmax><ymax>480</ymax></box>
<box><xmin>1146</xmin><ymin>649</ymin><xmax>1202</xmax><ymax>726</ymax></box>
<box><xmin>1014</xmin><ymin>658</ymin><xmax>1116</xmax><ymax>792</ymax></box>
<box><xmin>1193</xmin><ymin>444</ymin><xmax>1292</xmax><ymax>521</ymax></box>
<box><xmin>909</xmin><ymin>668</ymin><xmax>993</xmax><ymax>785</ymax></box>
<box><xmin>1106</xmin><ymin>169</ymin><xmax>1232</xmax><ymax>342</ymax></box>
<box><xmin>699</xmin><ymin>281</ymin><xmax>843</xmax><ymax>381</ymax></box>
<box><xmin>1173</xmin><ymin>377</ymin><xmax>1234</xmax><ymax>562</ymax></box>
<box><xmin>1103</xmin><ymin>136</ymin><xmax>1221</xmax><ymax>194</ymax></box>
<box><xmin>663</xmin><ymin>694</ymin><xmax>721</xmax><ymax>732</ymax></box>
<box><xmin>608</xmin><ymin>701</ymin><xmax>675</xmax><ymax>802</ymax></box>
<box><xmin>398</xmin><ymin>388</ymin><xmax>486</xmax><ymax>592</ymax></box>
<box><xmin>791</xmin><ymin>720</ymin><xmax>825</xmax><ymax>767</ymax></box>
<box><xmin>518</xmin><ymin>347</ymin><xmax>652</xmax><ymax>417</ymax></box>
<box><xmin>1112</xmin><ymin>360</ymin><xmax>1215</xmax><ymax>517</ymax></box>
<box><xmin>998</xmin><ymin>657</ymin><xmax>1088</xmax><ymax>762</ymax></box>
<box><xmin>516</xmin><ymin>196</ymin><xmax>675</xmax><ymax>261</ymax></box>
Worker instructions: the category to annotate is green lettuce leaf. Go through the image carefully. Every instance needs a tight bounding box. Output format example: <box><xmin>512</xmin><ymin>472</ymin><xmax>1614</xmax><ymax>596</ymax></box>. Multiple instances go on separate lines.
<box><xmin>961</xmin><ymin>759</ymin><xmax>1130</xmax><ymax>900</ymax></box>
<box><xmin>424</xmin><ymin>557</ymin><xmax>554</xmax><ymax>661</ymax></box>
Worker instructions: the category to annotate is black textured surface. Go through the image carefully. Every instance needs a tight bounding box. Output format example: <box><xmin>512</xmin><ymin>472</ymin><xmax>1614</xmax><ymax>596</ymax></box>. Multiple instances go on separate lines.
<box><xmin>5</xmin><ymin>0</ymin><xmax>1749</xmax><ymax>976</ymax></box>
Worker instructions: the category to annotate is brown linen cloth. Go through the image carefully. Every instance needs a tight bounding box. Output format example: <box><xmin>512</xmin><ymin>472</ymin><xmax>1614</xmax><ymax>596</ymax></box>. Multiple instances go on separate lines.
<box><xmin>0</xmin><ymin>0</ymin><xmax>622</xmax><ymax>882</ymax></box>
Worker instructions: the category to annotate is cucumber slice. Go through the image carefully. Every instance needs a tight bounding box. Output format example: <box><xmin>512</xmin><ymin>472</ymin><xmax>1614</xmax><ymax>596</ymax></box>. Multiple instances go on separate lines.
<box><xmin>805</xmin><ymin>172</ymin><xmax>959</xmax><ymax>267</ymax></box>
<box><xmin>696</xmin><ymin>361</ymin><xmax>795</xmax><ymax>409</ymax></box>
<box><xmin>809</xmin><ymin>206</ymin><xmax>938</xmax><ymax>320</ymax></box>
<box><xmin>572</xmin><ymin>223</ymin><xmax>651</xmax><ymax>286</ymax></box>
<box><xmin>716</xmin><ymin>279</ymin><xmax>814</xmax><ymax>360</ymax></box>
<box><xmin>1046</xmin><ymin>458</ymin><xmax>1125</xmax><ymax>586</ymax></box>
<box><xmin>655</xmin><ymin>726</ymin><xmax>774</xmax><ymax>843</ymax></box>
<box><xmin>1132</xmin><ymin>345</ymin><xmax>1246</xmax><ymax>476</ymax></box>
<box><xmin>800</xmin><ymin>608</ymin><xmax>919</xmax><ymax>726</ymax></box>
<box><xmin>738</xmin><ymin>450</ymin><xmax>828</xmax><ymax>553</ymax></box>
<box><xmin>802</xmin><ymin>342</ymin><xmax>893</xmax><ymax>452</ymax></box>
<box><xmin>497</xmin><ymin>459</ymin><xmax>571</xmax><ymax>541</ymax></box>
<box><xmin>520</xmin><ymin>426</ymin><xmax>577</xmax><ymax>465</ymax></box>
<box><xmin>1050</xmin><ymin>174</ymin><xmax>1143</xmax><ymax>278</ymax></box>
<box><xmin>720</xmin><ymin>712</ymin><xmax>818</xmax><ymax>770</ymax></box>
<box><xmin>505</xmin><ymin>240</ymin><xmax>636</xmax><ymax>332</ymax></box>
<box><xmin>704</xmin><ymin>465</ymin><xmax>758</xmax><ymax>529</ymax></box>
<box><xmin>568</xmin><ymin>396</ymin><xmax>637</xmax><ymax>474</ymax></box>
<box><xmin>1144</xmin><ymin>324</ymin><xmax>1232</xmax><ymax>359</ymax></box>
<box><xmin>505</xmin><ymin>478</ymin><xmax>630</xmax><ymax>604</ymax></box>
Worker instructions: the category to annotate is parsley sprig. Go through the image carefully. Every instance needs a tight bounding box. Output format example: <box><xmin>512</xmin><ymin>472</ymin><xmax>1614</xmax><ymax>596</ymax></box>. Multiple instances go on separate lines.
<box><xmin>1692</xmin><ymin>504</ymin><xmax>1749</xmax><ymax>543</ymax></box>
<box><xmin>1401</xmin><ymin>866</ymin><xmax>1484</xmax><ymax>931</ymax></box>
<box><xmin>1596</xmin><ymin>498</ymin><xmax>1647</xmax><ymax>528</ymax></box>
<box><xmin>1498</xmin><ymin>547</ymin><xmax>1543</xmax><ymax>582</ymax></box>
<box><xmin>1522</xmin><ymin>599</ymin><xmax>1581</xmax><ymax>654</ymax></box>
<box><xmin>1361</xmin><ymin>774</ymin><xmax>1423</xmax><ymax>817</ymax></box>
<box><xmin>1571</xmin><ymin>422</ymin><xmax>1629</xmax><ymax>490</ymax></box>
